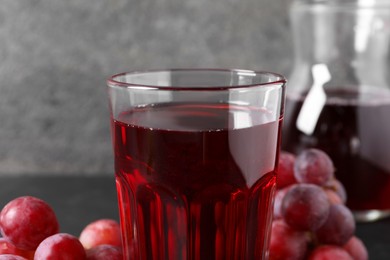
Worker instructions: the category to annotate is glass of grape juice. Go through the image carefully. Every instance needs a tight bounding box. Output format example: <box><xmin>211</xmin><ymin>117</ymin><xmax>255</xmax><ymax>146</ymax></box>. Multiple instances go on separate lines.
<box><xmin>107</xmin><ymin>69</ymin><xmax>286</xmax><ymax>260</ymax></box>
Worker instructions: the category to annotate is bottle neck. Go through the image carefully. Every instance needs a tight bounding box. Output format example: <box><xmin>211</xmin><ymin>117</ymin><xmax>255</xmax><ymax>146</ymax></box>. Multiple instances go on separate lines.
<box><xmin>290</xmin><ymin>1</ymin><xmax>390</xmax><ymax>88</ymax></box>
<box><xmin>290</xmin><ymin>3</ymin><xmax>345</xmax><ymax>65</ymax></box>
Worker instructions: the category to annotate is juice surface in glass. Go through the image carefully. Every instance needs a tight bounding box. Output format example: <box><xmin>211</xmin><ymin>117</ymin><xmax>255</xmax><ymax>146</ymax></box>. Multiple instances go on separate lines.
<box><xmin>113</xmin><ymin>102</ymin><xmax>281</xmax><ymax>260</ymax></box>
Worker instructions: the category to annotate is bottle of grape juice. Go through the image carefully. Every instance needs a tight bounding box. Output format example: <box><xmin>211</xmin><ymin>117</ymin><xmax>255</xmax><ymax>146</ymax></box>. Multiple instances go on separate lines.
<box><xmin>282</xmin><ymin>0</ymin><xmax>390</xmax><ymax>222</ymax></box>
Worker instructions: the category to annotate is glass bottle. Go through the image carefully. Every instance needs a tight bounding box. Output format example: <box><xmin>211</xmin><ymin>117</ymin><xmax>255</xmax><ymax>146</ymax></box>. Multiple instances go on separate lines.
<box><xmin>282</xmin><ymin>0</ymin><xmax>390</xmax><ymax>222</ymax></box>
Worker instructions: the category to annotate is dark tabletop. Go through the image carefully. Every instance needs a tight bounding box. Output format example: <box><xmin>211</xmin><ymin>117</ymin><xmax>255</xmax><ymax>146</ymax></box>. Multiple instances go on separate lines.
<box><xmin>0</xmin><ymin>175</ymin><xmax>389</xmax><ymax>259</ymax></box>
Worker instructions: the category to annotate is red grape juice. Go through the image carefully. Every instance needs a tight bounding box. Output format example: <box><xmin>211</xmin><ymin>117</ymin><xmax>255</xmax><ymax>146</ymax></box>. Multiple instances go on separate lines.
<box><xmin>283</xmin><ymin>87</ymin><xmax>390</xmax><ymax>212</ymax></box>
<box><xmin>112</xmin><ymin>103</ymin><xmax>282</xmax><ymax>260</ymax></box>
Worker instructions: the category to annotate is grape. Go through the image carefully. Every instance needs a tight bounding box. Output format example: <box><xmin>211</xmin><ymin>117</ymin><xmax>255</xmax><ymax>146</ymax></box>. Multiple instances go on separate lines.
<box><xmin>282</xmin><ymin>184</ymin><xmax>330</xmax><ymax>231</ymax></box>
<box><xmin>79</xmin><ymin>219</ymin><xmax>121</xmax><ymax>249</ymax></box>
<box><xmin>343</xmin><ymin>236</ymin><xmax>368</xmax><ymax>260</ymax></box>
<box><xmin>294</xmin><ymin>149</ymin><xmax>334</xmax><ymax>186</ymax></box>
<box><xmin>0</xmin><ymin>255</ymin><xmax>28</xmax><ymax>260</ymax></box>
<box><xmin>315</xmin><ymin>204</ymin><xmax>355</xmax><ymax>246</ymax></box>
<box><xmin>86</xmin><ymin>245</ymin><xmax>123</xmax><ymax>260</ymax></box>
<box><xmin>324</xmin><ymin>179</ymin><xmax>347</xmax><ymax>204</ymax></box>
<box><xmin>269</xmin><ymin>219</ymin><xmax>309</xmax><ymax>260</ymax></box>
<box><xmin>0</xmin><ymin>196</ymin><xmax>59</xmax><ymax>251</ymax></box>
<box><xmin>34</xmin><ymin>233</ymin><xmax>86</xmax><ymax>260</ymax></box>
<box><xmin>273</xmin><ymin>187</ymin><xmax>290</xmax><ymax>219</ymax></box>
<box><xmin>324</xmin><ymin>190</ymin><xmax>343</xmax><ymax>205</ymax></box>
<box><xmin>308</xmin><ymin>245</ymin><xmax>353</xmax><ymax>260</ymax></box>
<box><xmin>277</xmin><ymin>152</ymin><xmax>297</xmax><ymax>189</ymax></box>
<box><xmin>0</xmin><ymin>238</ymin><xmax>34</xmax><ymax>259</ymax></box>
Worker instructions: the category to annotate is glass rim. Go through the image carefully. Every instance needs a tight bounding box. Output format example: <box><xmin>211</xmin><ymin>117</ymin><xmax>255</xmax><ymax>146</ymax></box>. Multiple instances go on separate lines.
<box><xmin>107</xmin><ymin>68</ymin><xmax>286</xmax><ymax>91</ymax></box>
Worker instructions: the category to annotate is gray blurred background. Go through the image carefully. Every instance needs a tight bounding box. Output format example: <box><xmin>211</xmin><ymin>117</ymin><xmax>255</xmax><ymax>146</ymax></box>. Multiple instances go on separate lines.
<box><xmin>0</xmin><ymin>0</ymin><xmax>293</xmax><ymax>175</ymax></box>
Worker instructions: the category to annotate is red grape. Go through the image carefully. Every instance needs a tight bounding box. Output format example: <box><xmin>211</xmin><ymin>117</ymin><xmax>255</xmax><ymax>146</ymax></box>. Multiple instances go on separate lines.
<box><xmin>0</xmin><ymin>196</ymin><xmax>59</xmax><ymax>251</ymax></box>
<box><xmin>282</xmin><ymin>184</ymin><xmax>330</xmax><ymax>231</ymax></box>
<box><xmin>277</xmin><ymin>151</ymin><xmax>297</xmax><ymax>189</ymax></box>
<box><xmin>86</xmin><ymin>245</ymin><xmax>123</xmax><ymax>260</ymax></box>
<box><xmin>79</xmin><ymin>219</ymin><xmax>121</xmax><ymax>249</ymax></box>
<box><xmin>0</xmin><ymin>255</ymin><xmax>28</xmax><ymax>260</ymax></box>
<box><xmin>315</xmin><ymin>204</ymin><xmax>355</xmax><ymax>246</ymax></box>
<box><xmin>269</xmin><ymin>219</ymin><xmax>309</xmax><ymax>260</ymax></box>
<box><xmin>308</xmin><ymin>245</ymin><xmax>353</xmax><ymax>260</ymax></box>
<box><xmin>34</xmin><ymin>233</ymin><xmax>86</xmax><ymax>260</ymax></box>
<box><xmin>294</xmin><ymin>149</ymin><xmax>334</xmax><ymax>186</ymax></box>
<box><xmin>0</xmin><ymin>238</ymin><xmax>34</xmax><ymax>259</ymax></box>
<box><xmin>273</xmin><ymin>187</ymin><xmax>290</xmax><ymax>219</ymax></box>
<box><xmin>324</xmin><ymin>190</ymin><xmax>343</xmax><ymax>205</ymax></box>
<box><xmin>324</xmin><ymin>179</ymin><xmax>347</xmax><ymax>204</ymax></box>
<box><xmin>343</xmin><ymin>236</ymin><xmax>368</xmax><ymax>260</ymax></box>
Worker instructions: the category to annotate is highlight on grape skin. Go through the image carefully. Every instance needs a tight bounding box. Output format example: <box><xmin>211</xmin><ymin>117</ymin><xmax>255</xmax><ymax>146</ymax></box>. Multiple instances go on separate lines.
<box><xmin>0</xmin><ymin>196</ymin><xmax>59</xmax><ymax>251</ymax></box>
<box><xmin>0</xmin><ymin>255</ymin><xmax>29</xmax><ymax>260</ymax></box>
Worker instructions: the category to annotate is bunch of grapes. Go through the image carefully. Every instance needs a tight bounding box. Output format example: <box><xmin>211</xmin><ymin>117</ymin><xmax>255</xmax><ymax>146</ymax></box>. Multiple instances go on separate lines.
<box><xmin>0</xmin><ymin>196</ymin><xmax>122</xmax><ymax>260</ymax></box>
<box><xmin>270</xmin><ymin>148</ymin><xmax>368</xmax><ymax>260</ymax></box>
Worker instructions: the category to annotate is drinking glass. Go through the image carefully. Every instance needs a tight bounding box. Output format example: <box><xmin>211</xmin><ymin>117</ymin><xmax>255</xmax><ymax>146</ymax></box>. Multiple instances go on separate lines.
<box><xmin>107</xmin><ymin>69</ymin><xmax>286</xmax><ymax>259</ymax></box>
